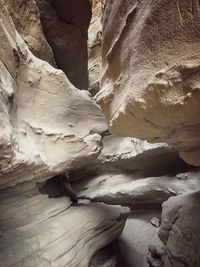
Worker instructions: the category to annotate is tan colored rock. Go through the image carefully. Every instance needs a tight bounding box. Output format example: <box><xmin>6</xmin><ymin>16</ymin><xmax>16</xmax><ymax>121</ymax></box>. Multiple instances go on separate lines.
<box><xmin>96</xmin><ymin>0</ymin><xmax>200</xmax><ymax>166</ymax></box>
<box><xmin>0</xmin><ymin>1</ymin><xmax>107</xmax><ymax>188</ymax></box>
<box><xmin>75</xmin><ymin>171</ymin><xmax>200</xmax><ymax>207</ymax></box>
<box><xmin>3</xmin><ymin>0</ymin><xmax>56</xmax><ymax>65</ymax></box>
<box><xmin>0</xmin><ymin>182</ymin><xmax>128</xmax><ymax>267</ymax></box>
<box><xmin>159</xmin><ymin>191</ymin><xmax>200</xmax><ymax>266</ymax></box>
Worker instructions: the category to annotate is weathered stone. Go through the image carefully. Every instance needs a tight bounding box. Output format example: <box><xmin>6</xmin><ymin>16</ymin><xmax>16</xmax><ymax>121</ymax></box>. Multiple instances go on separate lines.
<box><xmin>151</xmin><ymin>217</ymin><xmax>161</xmax><ymax>228</ymax></box>
<box><xmin>0</xmin><ymin>182</ymin><xmax>128</xmax><ymax>267</ymax></box>
<box><xmin>96</xmin><ymin>0</ymin><xmax>200</xmax><ymax>166</ymax></box>
<box><xmin>3</xmin><ymin>0</ymin><xmax>56</xmax><ymax>65</ymax></box>
<box><xmin>75</xmin><ymin>171</ymin><xmax>200</xmax><ymax>207</ymax></box>
<box><xmin>0</xmin><ymin>1</ymin><xmax>107</xmax><ymax>188</ymax></box>
<box><xmin>159</xmin><ymin>191</ymin><xmax>200</xmax><ymax>266</ymax></box>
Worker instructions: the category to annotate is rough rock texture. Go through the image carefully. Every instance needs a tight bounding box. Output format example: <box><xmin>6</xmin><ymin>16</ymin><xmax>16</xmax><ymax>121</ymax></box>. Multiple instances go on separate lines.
<box><xmin>0</xmin><ymin>2</ymin><xmax>107</xmax><ymax>188</ymax></box>
<box><xmin>97</xmin><ymin>0</ymin><xmax>200</xmax><ymax>166</ymax></box>
<box><xmin>70</xmin><ymin>136</ymin><xmax>186</xmax><ymax>180</ymax></box>
<box><xmin>0</xmin><ymin>182</ymin><xmax>128</xmax><ymax>267</ymax></box>
<box><xmin>88</xmin><ymin>0</ymin><xmax>102</xmax><ymax>96</ymax></box>
<box><xmin>159</xmin><ymin>191</ymin><xmax>200</xmax><ymax>267</ymax></box>
<box><xmin>37</xmin><ymin>0</ymin><xmax>91</xmax><ymax>90</ymax></box>
<box><xmin>3</xmin><ymin>0</ymin><xmax>56</xmax><ymax>66</ymax></box>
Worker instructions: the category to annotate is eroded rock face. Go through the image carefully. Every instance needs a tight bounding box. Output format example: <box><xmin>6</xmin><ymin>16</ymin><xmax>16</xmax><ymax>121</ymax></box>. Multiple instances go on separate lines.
<box><xmin>0</xmin><ymin>1</ymin><xmax>107</xmax><ymax>188</ymax></box>
<box><xmin>0</xmin><ymin>182</ymin><xmax>128</xmax><ymax>267</ymax></box>
<box><xmin>3</xmin><ymin>0</ymin><xmax>56</xmax><ymax>65</ymax></box>
<box><xmin>96</xmin><ymin>0</ymin><xmax>200</xmax><ymax>166</ymax></box>
<box><xmin>37</xmin><ymin>0</ymin><xmax>91</xmax><ymax>90</ymax></box>
<box><xmin>159</xmin><ymin>191</ymin><xmax>200</xmax><ymax>267</ymax></box>
<box><xmin>72</xmin><ymin>138</ymin><xmax>191</xmax><ymax>207</ymax></box>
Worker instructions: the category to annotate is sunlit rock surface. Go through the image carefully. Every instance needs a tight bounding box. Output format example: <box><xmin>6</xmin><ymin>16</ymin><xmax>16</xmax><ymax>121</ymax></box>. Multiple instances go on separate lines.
<box><xmin>0</xmin><ymin>1</ymin><xmax>106</xmax><ymax>188</ymax></box>
<box><xmin>96</xmin><ymin>0</ymin><xmax>200</xmax><ymax>166</ymax></box>
<box><xmin>4</xmin><ymin>0</ymin><xmax>56</xmax><ymax>65</ymax></box>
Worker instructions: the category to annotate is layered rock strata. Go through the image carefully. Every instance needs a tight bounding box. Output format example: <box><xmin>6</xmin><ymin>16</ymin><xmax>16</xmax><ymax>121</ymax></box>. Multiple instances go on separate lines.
<box><xmin>0</xmin><ymin>182</ymin><xmax>128</xmax><ymax>267</ymax></box>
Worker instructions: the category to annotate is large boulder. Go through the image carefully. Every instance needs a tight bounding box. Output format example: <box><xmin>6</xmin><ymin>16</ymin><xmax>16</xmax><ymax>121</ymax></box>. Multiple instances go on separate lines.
<box><xmin>96</xmin><ymin>0</ymin><xmax>200</xmax><ymax>166</ymax></box>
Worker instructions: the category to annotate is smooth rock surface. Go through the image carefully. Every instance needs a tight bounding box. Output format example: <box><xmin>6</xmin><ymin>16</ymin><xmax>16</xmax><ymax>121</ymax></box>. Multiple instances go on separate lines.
<box><xmin>75</xmin><ymin>171</ymin><xmax>200</xmax><ymax>207</ymax></box>
<box><xmin>97</xmin><ymin>0</ymin><xmax>200</xmax><ymax>166</ymax></box>
<box><xmin>0</xmin><ymin>2</ymin><xmax>107</xmax><ymax>188</ymax></box>
<box><xmin>119</xmin><ymin>210</ymin><xmax>163</xmax><ymax>267</ymax></box>
<box><xmin>0</xmin><ymin>182</ymin><xmax>128</xmax><ymax>267</ymax></box>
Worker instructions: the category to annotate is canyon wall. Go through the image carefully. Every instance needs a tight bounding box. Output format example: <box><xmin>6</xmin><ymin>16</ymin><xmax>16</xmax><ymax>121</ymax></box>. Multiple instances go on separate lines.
<box><xmin>97</xmin><ymin>0</ymin><xmax>200</xmax><ymax>166</ymax></box>
<box><xmin>96</xmin><ymin>1</ymin><xmax>200</xmax><ymax>266</ymax></box>
<box><xmin>1</xmin><ymin>0</ymin><xmax>200</xmax><ymax>266</ymax></box>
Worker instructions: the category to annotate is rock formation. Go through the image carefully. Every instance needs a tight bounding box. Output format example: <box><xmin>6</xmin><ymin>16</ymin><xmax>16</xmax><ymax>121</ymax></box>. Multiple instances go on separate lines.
<box><xmin>159</xmin><ymin>191</ymin><xmax>200</xmax><ymax>267</ymax></box>
<box><xmin>96</xmin><ymin>0</ymin><xmax>200</xmax><ymax>166</ymax></box>
<box><xmin>1</xmin><ymin>0</ymin><xmax>200</xmax><ymax>266</ymax></box>
<box><xmin>3</xmin><ymin>0</ymin><xmax>56</xmax><ymax>65</ymax></box>
<box><xmin>0</xmin><ymin>182</ymin><xmax>128</xmax><ymax>267</ymax></box>
<box><xmin>0</xmin><ymin>0</ymin><xmax>107</xmax><ymax>188</ymax></box>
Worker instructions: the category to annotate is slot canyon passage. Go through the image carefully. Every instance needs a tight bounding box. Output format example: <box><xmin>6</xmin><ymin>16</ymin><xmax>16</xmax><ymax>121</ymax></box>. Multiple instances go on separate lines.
<box><xmin>1</xmin><ymin>0</ymin><xmax>200</xmax><ymax>266</ymax></box>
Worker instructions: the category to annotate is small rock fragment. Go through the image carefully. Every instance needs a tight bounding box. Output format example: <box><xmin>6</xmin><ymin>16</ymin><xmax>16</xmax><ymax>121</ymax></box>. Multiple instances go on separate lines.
<box><xmin>151</xmin><ymin>217</ymin><xmax>161</xmax><ymax>228</ymax></box>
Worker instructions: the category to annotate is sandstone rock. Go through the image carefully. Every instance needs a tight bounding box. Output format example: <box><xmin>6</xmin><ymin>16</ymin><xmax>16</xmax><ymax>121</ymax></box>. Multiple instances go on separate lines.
<box><xmin>3</xmin><ymin>0</ymin><xmax>56</xmax><ymax>65</ymax></box>
<box><xmin>151</xmin><ymin>217</ymin><xmax>161</xmax><ymax>228</ymax></box>
<box><xmin>88</xmin><ymin>0</ymin><xmax>102</xmax><ymax>96</ymax></box>
<box><xmin>0</xmin><ymin>2</ymin><xmax>107</xmax><ymax>188</ymax></box>
<box><xmin>0</xmin><ymin>182</ymin><xmax>128</xmax><ymax>267</ymax></box>
<box><xmin>96</xmin><ymin>0</ymin><xmax>200</xmax><ymax>166</ymax></box>
<box><xmin>75</xmin><ymin>171</ymin><xmax>200</xmax><ymax>207</ymax></box>
<box><xmin>70</xmin><ymin>136</ymin><xmax>186</xmax><ymax>182</ymax></box>
<box><xmin>37</xmin><ymin>0</ymin><xmax>91</xmax><ymax>90</ymax></box>
<box><xmin>159</xmin><ymin>191</ymin><xmax>200</xmax><ymax>266</ymax></box>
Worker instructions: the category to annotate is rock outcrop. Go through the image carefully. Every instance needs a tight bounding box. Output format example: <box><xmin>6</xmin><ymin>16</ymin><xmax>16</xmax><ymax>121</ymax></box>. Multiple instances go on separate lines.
<box><xmin>0</xmin><ymin>1</ymin><xmax>106</xmax><ymax>188</ymax></box>
<box><xmin>96</xmin><ymin>0</ymin><xmax>200</xmax><ymax>166</ymax></box>
<box><xmin>3</xmin><ymin>0</ymin><xmax>56</xmax><ymax>66</ymax></box>
<box><xmin>0</xmin><ymin>182</ymin><xmax>128</xmax><ymax>267</ymax></box>
<box><xmin>1</xmin><ymin>0</ymin><xmax>200</xmax><ymax>266</ymax></box>
<box><xmin>159</xmin><ymin>191</ymin><xmax>200</xmax><ymax>267</ymax></box>
<box><xmin>76</xmin><ymin>171</ymin><xmax>200</xmax><ymax>207</ymax></box>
